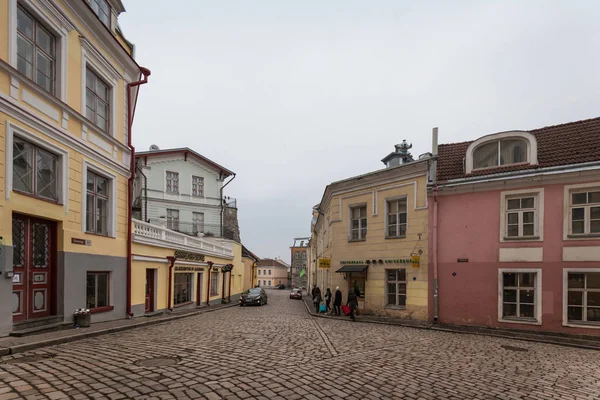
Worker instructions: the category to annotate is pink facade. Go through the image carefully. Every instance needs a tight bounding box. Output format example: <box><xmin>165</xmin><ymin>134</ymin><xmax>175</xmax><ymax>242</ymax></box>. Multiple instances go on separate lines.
<box><xmin>428</xmin><ymin>181</ymin><xmax>600</xmax><ymax>335</ymax></box>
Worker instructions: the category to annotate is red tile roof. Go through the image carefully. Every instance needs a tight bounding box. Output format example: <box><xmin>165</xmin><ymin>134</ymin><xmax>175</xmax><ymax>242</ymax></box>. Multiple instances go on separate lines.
<box><xmin>437</xmin><ymin>117</ymin><xmax>600</xmax><ymax>182</ymax></box>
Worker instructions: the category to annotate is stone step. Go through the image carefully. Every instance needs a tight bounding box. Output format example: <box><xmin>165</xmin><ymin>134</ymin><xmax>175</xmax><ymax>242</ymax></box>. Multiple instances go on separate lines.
<box><xmin>11</xmin><ymin>322</ymin><xmax>71</xmax><ymax>337</ymax></box>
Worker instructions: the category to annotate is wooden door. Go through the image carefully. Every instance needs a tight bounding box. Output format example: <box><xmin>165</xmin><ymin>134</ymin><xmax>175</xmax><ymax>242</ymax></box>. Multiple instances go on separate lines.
<box><xmin>145</xmin><ymin>269</ymin><xmax>155</xmax><ymax>312</ymax></box>
<box><xmin>196</xmin><ymin>272</ymin><xmax>203</xmax><ymax>306</ymax></box>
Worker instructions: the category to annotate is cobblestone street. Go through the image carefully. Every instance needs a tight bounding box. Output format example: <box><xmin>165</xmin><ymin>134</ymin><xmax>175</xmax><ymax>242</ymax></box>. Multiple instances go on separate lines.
<box><xmin>1</xmin><ymin>290</ymin><xmax>599</xmax><ymax>400</ymax></box>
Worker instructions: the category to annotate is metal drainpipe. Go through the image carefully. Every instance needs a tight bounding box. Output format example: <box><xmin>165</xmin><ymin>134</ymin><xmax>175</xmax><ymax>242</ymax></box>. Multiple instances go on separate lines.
<box><xmin>219</xmin><ymin>173</ymin><xmax>237</xmax><ymax>237</ymax></box>
<box><xmin>228</xmin><ymin>264</ymin><xmax>233</xmax><ymax>302</ymax></box>
<box><xmin>433</xmin><ymin>186</ymin><xmax>439</xmax><ymax>322</ymax></box>
<box><xmin>167</xmin><ymin>256</ymin><xmax>176</xmax><ymax>311</ymax></box>
<box><xmin>126</xmin><ymin>67</ymin><xmax>151</xmax><ymax>318</ymax></box>
<box><xmin>206</xmin><ymin>262</ymin><xmax>213</xmax><ymax>305</ymax></box>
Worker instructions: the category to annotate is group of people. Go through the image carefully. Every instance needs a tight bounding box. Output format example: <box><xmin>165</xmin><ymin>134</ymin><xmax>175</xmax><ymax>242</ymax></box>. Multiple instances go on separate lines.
<box><xmin>311</xmin><ymin>285</ymin><xmax>359</xmax><ymax>321</ymax></box>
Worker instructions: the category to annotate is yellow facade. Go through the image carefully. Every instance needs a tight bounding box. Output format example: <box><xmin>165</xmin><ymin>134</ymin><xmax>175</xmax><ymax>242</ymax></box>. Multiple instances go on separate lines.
<box><xmin>311</xmin><ymin>161</ymin><xmax>430</xmax><ymax>319</ymax></box>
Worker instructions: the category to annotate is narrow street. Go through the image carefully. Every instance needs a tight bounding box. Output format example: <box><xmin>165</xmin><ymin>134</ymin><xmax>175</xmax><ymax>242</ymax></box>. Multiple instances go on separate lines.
<box><xmin>1</xmin><ymin>290</ymin><xmax>599</xmax><ymax>400</ymax></box>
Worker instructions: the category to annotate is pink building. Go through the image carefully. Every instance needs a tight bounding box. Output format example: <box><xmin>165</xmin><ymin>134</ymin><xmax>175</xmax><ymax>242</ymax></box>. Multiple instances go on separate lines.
<box><xmin>428</xmin><ymin>117</ymin><xmax>600</xmax><ymax>335</ymax></box>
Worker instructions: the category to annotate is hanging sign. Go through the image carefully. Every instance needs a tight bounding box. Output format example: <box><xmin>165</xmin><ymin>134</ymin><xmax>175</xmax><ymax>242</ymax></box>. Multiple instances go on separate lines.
<box><xmin>411</xmin><ymin>255</ymin><xmax>421</xmax><ymax>268</ymax></box>
<box><xmin>318</xmin><ymin>258</ymin><xmax>331</xmax><ymax>268</ymax></box>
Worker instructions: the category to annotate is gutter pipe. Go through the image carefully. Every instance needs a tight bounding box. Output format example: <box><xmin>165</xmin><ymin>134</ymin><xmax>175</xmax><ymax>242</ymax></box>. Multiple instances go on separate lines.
<box><xmin>166</xmin><ymin>256</ymin><xmax>176</xmax><ymax>311</ymax></box>
<box><xmin>126</xmin><ymin>67</ymin><xmax>151</xmax><ymax>318</ymax></box>
<box><xmin>219</xmin><ymin>173</ymin><xmax>237</xmax><ymax>237</ymax></box>
<box><xmin>206</xmin><ymin>262</ymin><xmax>214</xmax><ymax>305</ymax></box>
<box><xmin>432</xmin><ymin>186</ymin><xmax>439</xmax><ymax>322</ymax></box>
<box><xmin>228</xmin><ymin>264</ymin><xmax>233</xmax><ymax>302</ymax></box>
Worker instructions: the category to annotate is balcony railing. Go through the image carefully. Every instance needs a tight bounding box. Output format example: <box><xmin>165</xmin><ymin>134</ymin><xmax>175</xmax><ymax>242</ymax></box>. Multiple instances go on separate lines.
<box><xmin>147</xmin><ymin>218</ymin><xmax>237</xmax><ymax>240</ymax></box>
<box><xmin>141</xmin><ymin>189</ymin><xmax>237</xmax><ymax>208</ymax></box>
<box><xmin>133</xmin><ymin>219</ymin><xmax>234</xmax><ymax>257</ymax></box>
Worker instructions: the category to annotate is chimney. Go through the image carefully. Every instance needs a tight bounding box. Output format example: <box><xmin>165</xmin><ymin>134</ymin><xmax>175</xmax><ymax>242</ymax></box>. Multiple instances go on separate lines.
<box><xmin>432</xmin><ymin>127</ymin><xmax>438</xmax><ymax>156</ymax></box>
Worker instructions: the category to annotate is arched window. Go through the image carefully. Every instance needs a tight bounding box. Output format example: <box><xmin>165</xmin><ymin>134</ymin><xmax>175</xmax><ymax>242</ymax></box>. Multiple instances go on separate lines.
<box><xmin>473</xmin><ymin>139</ymin><xmax>528</xmax><ymax>170</ymax></box>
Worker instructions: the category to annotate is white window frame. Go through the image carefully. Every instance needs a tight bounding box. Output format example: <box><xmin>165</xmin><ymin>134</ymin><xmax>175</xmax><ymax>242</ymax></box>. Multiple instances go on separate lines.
<box><xmin>385</xmin><ymin>196</ymin><xmax>408</xmax><ymax>239</ymax></box>
<box><xmin>465</xmin><ymin>131</ymin><xmax>537</xmax><ymax>174</ymax></box>
<box><xmin>564</xmin><ymin>182</ymin><xmax>600</xmax><ymax>239</ymax></box>
<box><xmin>5</xmin><ymin>121</ymin><xmax>69</xmax><ymax>211</ymax></box>
<box><xmin>166</xmin><ymin>209</ymin><xmax>179</xmax><ymax>231</ymax></box>
<box><xmin>497</xmin><ymin>268</ymin><xmax>542</xmax><ymax>326</ymax></box>
<box><xmin>500</xmin><ymin>188</ymin><xmax>544</xmax><ymax>242</ymax></box>
<box><xmin>8</xmin><ymin>0</ymin><xmax>69</xmax><ymax>102</ymax></box>
<box><xmin>385</xmin><ymin>269</ymin><xmax>407</xmax><ymax>308</ymax></box>
<box><xmin>191</xmin><ymin>175</ymin><xmax>204</xmax><ymax>197</ymax></box>
<box><xmin>348</xmin><ymin>203</ymin><xmax>368</xmax><ymax>241</ymax></box>
<box><xmin>165</xmin><ymin>171</ymin><xmax>179</xmax><ymax>194</ymax></box>
<box><xmin>81</xmin><ymin>160</ymin><xmax>117</xmax><ymax>237</ymax></box>
<box><xmin>563</xmin><ymin>268</ymin><xmax>600</xmax><ymax>329</ymax></box>
<box><xmin>192</xmin><ymin>212</ymin><xmax>204</xmax><ymax>233</ymax></box>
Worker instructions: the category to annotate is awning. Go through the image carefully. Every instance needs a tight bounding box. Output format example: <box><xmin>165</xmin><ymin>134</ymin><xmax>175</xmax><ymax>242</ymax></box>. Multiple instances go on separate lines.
<box><xmin>336</xmin><ymin>265</ymin><xmax>368</xmax><ymax>273</ymax></box>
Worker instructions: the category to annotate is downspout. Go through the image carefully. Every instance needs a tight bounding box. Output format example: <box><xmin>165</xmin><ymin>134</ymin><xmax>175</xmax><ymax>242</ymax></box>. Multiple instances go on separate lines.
<box><xmin>251</xmin><ymin>261</ymin><xmax>257</xmax><ymax>288</ymax></box>
<box><xmin>228</xmin><ymin>264</ymin><xmax>233</xmax><ymax>302</ymax></box>
<box><xmin>431</xmin><ymin>127</ymin><xmax>439</xmax><ymax>322</ymax></box>
<box><xmin>221</xmin><ymin>268</ymin><xmax>226</xmax><ymax>302</ymax></box>
<box><xmin>126</xmin><ymin>67</ymin><xmax>151</xmax><ymax>317</ymax></box>
<box><xmin>206</xmin><ymin>262</ymin><xmax>213</xmax><ymax>305</ymax></box>
<box><xmin>166</xmin><ymin>256</ymin><xmax>176</xmax><ymax>311</ymax></box>
<box><xmin>143</xmin><ymin>156</ymin><xmax>148</xmax><ymax>222</ymax></box>
<box><xmin>219</xmin><ymin>173</ymin><xmax>237</xmax><ymax>237</ymax></box>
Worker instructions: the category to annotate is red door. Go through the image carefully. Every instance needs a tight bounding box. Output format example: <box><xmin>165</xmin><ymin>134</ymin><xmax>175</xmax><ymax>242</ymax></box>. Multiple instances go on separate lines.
<box><xmin>145</xmin><ymin>269</ymin><xmax>155</xmax><ymax>312</ymax></box>
<box><xmin>12</xmin><ymin>214</ymin><xmax>55</xmax><ymax>322</ymax></box>
<box><xmin>196</xmin><ymin>272</ymin><xmax>203</xmax><ymax>306</ymax></box>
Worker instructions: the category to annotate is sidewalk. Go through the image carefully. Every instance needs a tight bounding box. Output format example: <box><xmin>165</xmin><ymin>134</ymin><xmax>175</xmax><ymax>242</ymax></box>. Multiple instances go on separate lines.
<box><xmin>0</xmin><ymin>302</ymin><xmax>238</xmax><ymax>356</ymax></box>
<box><xmin>301</xmin><ymin>295</ymin><xmax>600</xmax><ymax>351</ymax></box>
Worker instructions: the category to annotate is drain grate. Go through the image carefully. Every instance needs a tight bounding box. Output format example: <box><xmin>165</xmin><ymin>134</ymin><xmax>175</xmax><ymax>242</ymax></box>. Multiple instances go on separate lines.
<box><xmin>501</xmin><ymin>345</ymin><xmax>528</xmax><ymax>352</ymax></box>
<box><xmin>135</xmin><ymin>357</ymin><xmax>180</xmax><ymax>367</ymax></box>
<box><xmin>3</xmin><ymin>354</ymin><xmax>56</xmax><ymax>364</ymax></box>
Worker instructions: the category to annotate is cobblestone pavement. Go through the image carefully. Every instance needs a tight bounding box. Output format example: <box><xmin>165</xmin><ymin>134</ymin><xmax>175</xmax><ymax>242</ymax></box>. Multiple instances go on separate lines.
<box><xmin>1</xmin><ymin>291</ymin><xmax>599</xmax><ymax>400</ymax></box>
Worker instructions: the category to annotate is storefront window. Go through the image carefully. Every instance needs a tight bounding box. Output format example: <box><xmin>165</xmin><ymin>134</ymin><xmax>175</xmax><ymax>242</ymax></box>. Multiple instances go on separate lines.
<box><xmin>210</xmin><ymin>271</ymin><xmax>219</xmax><ymax>295</ymax></box>
<box><xmin>86</xmin><ymin>272</ymin><xmax>109</xmax><ymax>309</ymax></box>
<box><xmin>386</xmin><ymin>269</ymin><xmax>406</xmax><ymax>307</ymax></box>
<box><xmin>350</xmin><ymin>276</ymin><xmax>365</xmax><ymax>299</ymax></box>
<box><xmin>174</xmin><ymin>273</ymin><xmax>192</xmax><ymax>305</ymax></box>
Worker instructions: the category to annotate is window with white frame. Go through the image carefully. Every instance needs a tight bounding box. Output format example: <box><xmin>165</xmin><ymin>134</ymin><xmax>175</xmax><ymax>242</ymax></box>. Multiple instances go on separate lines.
<box><xmin>505</xmin><ymin>196</ymin><xmax>536</xmax><ymax>238</ymax></box>
<box><xmin>302</xmin><ymin>252</ymin><xmax>306</xmax><ymax>259</ymax></box>
<box><xmin>258</xmin><ymin>270</ymin><xmax>261</xmax><ymax>276</ymax></box>
<box><xmin>192</xmin><ymin>212</ymin><xmax>204</xmax><ymax>233</ymax></box>
<box><xmin>86</xmin><ymin>171</ymin><xmax>109</xmax><ymax>235</ymax></box>
<box><xmin>386</xmin><ymin>269</ymin><xmax>406</xmax><ymax>307</ymax></box>
<box><xmin>89</xmin><ymin>0</ymin><xmax>111</xmax><ymax>28</ymax></box>
<box><xmin>192</xmin><ymin>176</ymin><xmax>204</xmax><ymax>197</ymax></box>
<box><xmin>501</xmin><ymin>272</ymin><xmax>538</xmax><ymax>321</ymax></box>
<box><xmin>86</xmin><ymin>272</ymin><xmax>109</xmax><ymax>309</ymax></box>
<box><xmin>210</xmin><ymin>272</ymin><xmax>219</xmax><ymax>296</ymax></box>
<box><xmin>570</xmin><ymin>190</ymin><xmax>600</xmax><ymax>235</ymax></box>
<box><xmin>350</xmin><ymin>206</ymin><xmax>367</xmax><ymax>240</ymax></box>
<box><xmin>268</xmin><ymin>270</ymin><xmax>271</xmax><ymax>275</ymax></box>
<box><xmin>85</xmin><ymin>68</ymin><xmax>110</xmax><ymax>133</ymax></box>
<box><xmin>167</xmin><ymin>209</ymin><xmax>179</xmax><ymax>231</ymax></box>
<box><xmin>263</xmin><ymin>280</ymin><xmax>266</xmax><ymax>286</ymax></box>
<box><xmin>13</xmin><ymin>137</ymin><xmax>58</xmax><ymax>202</ymax></box>
<box><xmin>268</xmin><ymin>280</ymin><xmax>271</xmax><ymax>286</ymax></box>
<box><xmin>166</xmin><ymin>171</ymin><xmax>179</xmax><ymax>194</ymax></box>
<box><xmin>473</xmin><ymin>139</ymin><xmax>527</xmax><ymax>170</ymax></box>
<box><xmin>567</xmin><ymin>272</ymin><xmax>600</xmax><ymax>324</ymax></box>
<box><xmin>16</xmin><ymin>6</ymin><xmax>56</xmax><ymax>94</ymax></box>
<box><xmin>387</xmin><ymin>199</ymin><xmax>407</xmax><ymax>238</ymax></box>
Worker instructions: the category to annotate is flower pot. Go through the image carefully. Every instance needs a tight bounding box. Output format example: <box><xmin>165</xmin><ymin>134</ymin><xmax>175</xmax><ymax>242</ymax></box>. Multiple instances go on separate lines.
<box><xmin>75</xmin><ymin>313</ymin><xmax>91</xmax><ymax>328</ymax></box>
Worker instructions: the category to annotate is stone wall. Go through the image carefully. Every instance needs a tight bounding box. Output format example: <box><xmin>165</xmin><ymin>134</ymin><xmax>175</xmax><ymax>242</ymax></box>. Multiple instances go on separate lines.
<box><xmin>223</xmin><ymin>206</ymin><xmax>241</xmax><ymax>243</ymax></box>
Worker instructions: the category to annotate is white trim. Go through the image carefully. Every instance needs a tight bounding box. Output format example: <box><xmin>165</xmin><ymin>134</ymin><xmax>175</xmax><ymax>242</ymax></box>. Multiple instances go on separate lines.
<box><xmin>81</xmin><ymin>160</ymin><xmax>118</xmax><ymax>238</ymax></box>
<box><xmin>562</xmin><ymin>268</ymin><xmax>600</xmax><ymax>330</ymax></box>
<box><xmin>563</xmin><ymin>181</ymin><xmax>600</xmax><ymax>240</ymax></box>
<box><xmin>563</xmin><ymin>247</ymin><xmax>600</xmax><ymax>262</ymax></box>
<box><xmin>497</xmin><ymin>268</ymin><xmax>543</xmax><ymax>326</ymax></box>
<box><xmin>374</xmin><ymin>181</ymin><xmax>428</xmax><ymax>215</ymax></box>
<box><xmin>5</xmin><ymin>121</ymin><xmax>69</xmax><ymax>214</ymax></box>
<box><xmin>22</xmin><ymin>89</ymin><xmax>60</xmax><ymax>121</ymax></box>
<box><xmin>132</xmin><ymin>255</ymin><xmax>169</xmax><ymax>263</ymax></box>
<box><xmin>383</xmin><ymin>195</ymin><xmax>409</xmax><ymax>239</ymax></box>
<box><xmin>8</xmin><ymin>0</ymin><xmax>17</xmax><ymax>68</ymax></box>
<box><xmin>499</xmin><ymin>188</ymin><xmax>544</xmax><ymax>242</ymax></box>
<box><xmin>498</xmin><ymin>248</ymin><xmax>543</xmax><ymax>263</ymax></box>
<box><xmin>347</xmin><ymin>203</ymin><xmax>368</xmax><ymax>241</ymax></box>
<box><xmin>10</xmin><ymin>76</ymin><xmax>19</xmax><ymax>99</ymax></box>
<box><xmin>466</xmin><ymin>131</ymin><xmax>538</xmax><ymax>174</ymax></box>
<box><xmin>61</xmin><ymin>111</ymin><xmax>69</xmax><ymax>129</ymax></box>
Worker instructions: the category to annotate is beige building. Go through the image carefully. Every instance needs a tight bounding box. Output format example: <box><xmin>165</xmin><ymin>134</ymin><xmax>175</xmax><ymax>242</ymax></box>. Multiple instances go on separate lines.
<box><xmin>310</xmin><ymin>141</ymin><xmax>431</xmax><ymax>319</ymax></box>
<box><xmin>256</xmin><ymin>258</ymin><xmax>288</xmax><ymax>288</ymax></box>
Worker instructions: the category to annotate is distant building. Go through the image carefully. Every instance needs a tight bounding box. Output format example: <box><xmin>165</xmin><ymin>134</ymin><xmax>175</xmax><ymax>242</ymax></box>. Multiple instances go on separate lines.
<box><xmin>256</xmin><ymin>259</ymin><xmax>288</xmax><ymax>288</ymax></box>
<box><xmin>290</xmin><ymin>238</ymin><xmax>310</xmax><ymax>288</ymax></box>
<box><xmin>241</xmin><ymin>245</ymin><xmax>260</xmax><ymax>290</ymax></box>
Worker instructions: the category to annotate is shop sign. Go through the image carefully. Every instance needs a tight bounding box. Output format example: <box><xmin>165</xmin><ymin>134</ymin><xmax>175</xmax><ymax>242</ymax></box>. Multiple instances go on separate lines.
<box><xmin>411</xmin><ymin>255</ymin><xmax>420</xmax><ymax>268</ymax></box>
<box><xmin>71</xmin><ymin>238</ymin><xmax>91</xmax><ymax>246</ymax></box>
<box><xmin>174</xmin><ymin>250</ymin><xmax>205</xmax><ymax>262</ymax></box>
<box><xmin>175</xmin><ymin>266</ymin><xmax>204</xmax><ymax>272</ymax></box>
<box><xmin>318</xmin><ymin>258</ymin><xmax>331</xmax><ymax>268</ymax></box>
<box><xmin>340</xmin><ymin>258</ymin><xmax>412</xmax><ymax>265</ymax></box>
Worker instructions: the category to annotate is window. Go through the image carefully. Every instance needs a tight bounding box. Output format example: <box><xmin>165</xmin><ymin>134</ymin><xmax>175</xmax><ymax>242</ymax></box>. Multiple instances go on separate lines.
<box><xmin>90</xmin><ymin>0</ymin><xmax>111</xmax><ymax>28</ymax></box>
<box><xmin>86</xmin><ymin>272</ymin><xmax>109</xmax><ymax>309</ymax></box>
<box><xmin>473</xmin><ymin>139</ymin><xmax>527</xmax><ymax>170</ymax></box>
<box><xmin>85</xmin><ymin>68</ymin><xmax>110</xmax><ymax>132</ymax></box>
<box><xmin>192</xmin><ymin>212</ymin><xmax>204</xmax><ymax>234</ymax></box>
<box><xmin>567</xmin><ymin>272</ymin><xmax>600</xmax><ymax>324</ymax></box>
<box><xmin>501</xmin><ymin>272</ymin><xmax>538</xmax><ymax>321</ymax></box>
<box><xmin>86</xmin><ymin>171</ymin><xmax>108</xmax><ymax>235</ymax></box>
<box><xmin>506</xmin><ymin>197</ymin><xmax>536</xmax><ymax>238</ymax></box>
<box><xmin>167</xmin><ymin>209</ymin><xmax>179</xmax><ymax>231</ymax></box>
<box><xmin>350</xmin><ymin>206</ymin><xmax>367</xmax><ymax>240</ymax></box>
<box><xmin>386</xmin><ymin>269</ymin><xmax>406</xmax><ymax>307</ymax></box>
<box><xmin>302</xmin><ymin>253</ymin><xmax>306</xmax><ymax>259</ymax></box>
<box><xmin>16</xmin><ymin>6</ymin><xmax>55</xmax><ymax>94</ymax></box>
<box><xmin>295</xmin><ymin>253</ymin><xmax>300</xmax><ymax>259</ymax></box>
<box><xmin>173</xmin><ymin>273</ymin><xmax>192</xmax><ymax>305</ymax></box>
<box><xmin>268</xmin><ymin>270</ymin><xmax>271</xmax><ymax>276</ymax></box>
<box><xmin>268</xmin><ymin>280</ymin><xmax>272</xmax><ymax>286</ymax></box>
<box><xmin>258</xmin><ymin>270</ymin><xmax>261</xmax><ymax>276</ymax></box>
<box><xmin>570</xmin><ymin>191</ymin><xmax>600</xmax><ymax>235</ymax></box>
<box><xmin>210</xmin><ymin>272</ymin><xmax>219</xmax><ymax>296</ymax></box>
<box><xmin>387</xmin><ymin>199</ymin><xmax>407</xmax><ymax>238</ymax></box>
<box><xmin>192</xmin><ymin>176</ymin><xmax>204</xmax><ymax>197</ymax></box>
<box><xmin>263</xmin><ymin>280</ymin><xmax>266</xmax><ymax>286</ymax></box>
<box><xmin>13</xmin><ymin>137</ymin><xmax>58</xmax><ymax>201</ymax></box>
<box><xmin>166</xmin><ymin>171</ymin><xmax>179</xmax><ymax>194</ymax></box>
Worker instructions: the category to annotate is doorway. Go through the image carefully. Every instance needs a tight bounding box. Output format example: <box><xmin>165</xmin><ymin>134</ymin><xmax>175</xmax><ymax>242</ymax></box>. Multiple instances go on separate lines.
<box><xmin>196</xmin><ymin>272</ymin><xmax>203</xmax><ymax>306</ymax></box>
<box><xmin>145</xmin><ymin>269</ymin><xmax>155</xmax><ymax>313</ymax></box>
<box><xmin>12</xmin><ymin>214</ymin><xmax>56</xmax><ymax>322</ymax></box>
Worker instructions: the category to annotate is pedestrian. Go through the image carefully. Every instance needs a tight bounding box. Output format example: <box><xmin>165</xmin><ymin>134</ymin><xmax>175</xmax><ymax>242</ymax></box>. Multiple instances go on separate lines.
<box><xmin>347</xmin><ymin>289</ymin><xmax>358</xmax><ymax>321</ymax></box>
<box><xmin>311</xmin><ymin>285</ymin><xmax>316</xmax><ymax>300</ymax></box>
<box><xmin>324</xmin><ymin>288</ymin><xmax>332</xmax><ymax>313</ymax></box>
<box><xmin>313</xmin><ymin>287</ymin><xmax>322</xmax><ymax>313</ymax></box>
<box><xmin>333</xmin><ymin>286</ymin><xmax>342</xmax><ymax>316</ymax></box>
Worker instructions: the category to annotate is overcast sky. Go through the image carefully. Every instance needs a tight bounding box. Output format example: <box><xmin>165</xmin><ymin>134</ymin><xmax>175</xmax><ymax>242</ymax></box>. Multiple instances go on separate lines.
<box><xmin>119</xmin><ymin>0</ymin><xmax>600</xmax><ymax>261</ymax></box>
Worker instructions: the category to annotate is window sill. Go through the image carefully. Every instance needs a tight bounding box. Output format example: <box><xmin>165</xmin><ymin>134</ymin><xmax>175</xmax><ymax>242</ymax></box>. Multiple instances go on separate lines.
<box><xmin>567</xmin><ymin>234</ymin><xmax>600</xmax><ymax>239</ymax></box>
<box><xmin>503</xmin><ymin>236</ymin><xmax>540</xmax><ymax>241</ymax></box>
<box><xmin>90</xmin><ymin>305</ymin><xmax>114</xmax><ymax>314</ymax></box>
<box><xmin>173</xmin><ymin>301</ymin><xmax>194</xmax><ymax>308</ymax></box>
<box><xmin>85</xmin><ymin>231</ymin><xmax>113</xmax><ymax>239</ymax></box>
<box><xmin>564</xmin><ymin>321</ymin><xmax>600</xmax><ymax>329</ymax></box>
<box><xmin>384</xmin><ymin>305</ymin><xmax>406</xmax><ymax>310</ymax></box>
<box><xmin>348</xmin><ymin>239</ymin><xmax>367</xmax><ymax>243</ymax></box>
<box><xmin>499</xmin><ymin>317</ymin><xmax>540</xmax><ymax>326</ymax></box>
<box><xmin>385</xmin><ymin>235</ymin><xmax>407</xmax><ymax>240</ymax></box>
<box><xmin>13</xmin><ymin>190</ymin><xmax>62</xmax><ymax>206</ymax></box>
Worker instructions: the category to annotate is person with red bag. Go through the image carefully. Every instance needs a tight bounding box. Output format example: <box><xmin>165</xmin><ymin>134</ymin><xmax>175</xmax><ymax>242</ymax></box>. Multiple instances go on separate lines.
<box><xmin>333</xmin><ymin>286</ymin><xmax>342</xmax><ymax>316</ymax></box>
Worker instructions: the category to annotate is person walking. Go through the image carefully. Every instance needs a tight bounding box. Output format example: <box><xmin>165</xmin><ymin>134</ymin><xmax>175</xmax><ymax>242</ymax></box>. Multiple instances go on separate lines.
<box><xmin>347</xmin><ymin>289</ymin><xmax>358</xmax><ymax>321</ymax></box>
<box><xmin>313</xmin><ymin>286</ymin><xmax>322</xmax><ymax>313</ymax></box>
<box><xmin>333</xmin><ymin>286</ymin><xmax>342</xmax><ymax>316</ymax></box>
<box><xmin>311</xmin><ymin>285</ymin><xmax>316</xmax><ymax>300</ymax></box>
<box><xmin>324</xmin><ymin>288</ymin><xmax>332</xmax><ymax>313</ymax></box>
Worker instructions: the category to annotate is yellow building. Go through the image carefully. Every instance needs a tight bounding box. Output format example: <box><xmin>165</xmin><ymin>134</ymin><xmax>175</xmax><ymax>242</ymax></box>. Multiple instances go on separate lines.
<box><xmin>310</xmin><ymin>142</ymin><xmax>431</xmax><ymax>319</ymax></box>
<box><xmin>131</xmin><ymin>219</ymin><xmax>247</xmax><ymax>313</ymax></box>
<box><xmin>0</xmin><ymin>0</ymin><xmax>149</xmax><ymax>336</ymax></box>
<box><xmin>241</xmin><ymin>245</ymin><xmax>260</xmax><ymax>289</ymax></box>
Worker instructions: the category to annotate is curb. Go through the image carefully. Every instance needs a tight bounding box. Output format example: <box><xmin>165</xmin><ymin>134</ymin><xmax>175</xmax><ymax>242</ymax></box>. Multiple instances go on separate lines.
<box><xmin>301</xmin><ymin>297</ymin><xmax>600</xmax><ymax>351</ymax></box>
<box><xmin>0</xmin><ymin>302</ymin><xmax>239</xmax><ymax>356</ymax></box>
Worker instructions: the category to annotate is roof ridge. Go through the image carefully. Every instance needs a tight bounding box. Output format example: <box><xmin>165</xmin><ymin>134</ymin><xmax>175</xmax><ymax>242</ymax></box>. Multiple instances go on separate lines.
<box><xmin>530</xmin><ymin>115</ymin><xmax>600</xmax><ymax>132</ymax></box>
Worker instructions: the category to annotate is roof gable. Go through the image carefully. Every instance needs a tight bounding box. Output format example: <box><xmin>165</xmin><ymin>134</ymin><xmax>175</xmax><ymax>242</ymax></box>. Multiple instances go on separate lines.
<box><xmin>136</xmin><ymin>147</ymin><xmax>234</xmax><ymax>177</ymax></box>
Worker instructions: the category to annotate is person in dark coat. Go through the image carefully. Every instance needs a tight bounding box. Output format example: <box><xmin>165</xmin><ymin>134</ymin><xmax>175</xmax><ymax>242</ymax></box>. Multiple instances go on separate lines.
<box><xmin>333</xmin><ymin>286</ymin><xmax>342</xmax><ymax>316</ymax></box>
<box><xmin>313</xmin><ymin>286</ymin><xmax>322</xmax><ymax>313</ymax></box>
<box><xmin>347</xmin><ymin>289</ymin><xmax>358</xmax><ymax>321</ymax></box>
<box><xmin>311</xmin><ymin>285</ymin><xmax>316</xmax><ymax>300</ymax></box>
<box><xmin>324</xmin><ymin>288</ymin><xmax>332</xmax><ymax>313</ymax></box>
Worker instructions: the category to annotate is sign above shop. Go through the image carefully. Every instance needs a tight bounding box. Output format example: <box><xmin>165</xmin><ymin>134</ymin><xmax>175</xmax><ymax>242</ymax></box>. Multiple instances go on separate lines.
<box><xmin>411</xmin><ymin>255</ymin><xmax>420</xmax><ymax>268</ymax></box>
<box><xmin>71</xmin><ymin>238</ymin><xmax>91</xmax><ymax>246</ymax></box>
<box><xmin>175</xmin><ymin>266</ymin><xmax>204</xmax><ymax>272</ymax></box>
<box><xmin>318</xmin><ymin>258</ymin><xmax>331</xmax><ymax>268</ymax></box>
<box><xmin>340</xmin><ymin>258</ymin><xmax>412</xmax><ymax>265</ymax></box>
<box><xmin>174</xmin><ymin>250</ymin><xmax>205</xmax><ymax>262</ymax></box>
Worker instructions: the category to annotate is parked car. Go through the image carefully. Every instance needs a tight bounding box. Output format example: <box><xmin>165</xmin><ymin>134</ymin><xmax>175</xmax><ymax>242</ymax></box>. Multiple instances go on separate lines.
<box><xmin>277</xmin><ymin>284</ymin><xmax>286</xmax><ymax>290</ymax></box>
<box><xmin>289</xmin><ymin>288</ymin><xmax>302</xmax><ymax>300</ymax></box>
<box><xmin>240</xmin><ymin>288</ymin><xmax>268</xmax><ymax>306</ymax></box>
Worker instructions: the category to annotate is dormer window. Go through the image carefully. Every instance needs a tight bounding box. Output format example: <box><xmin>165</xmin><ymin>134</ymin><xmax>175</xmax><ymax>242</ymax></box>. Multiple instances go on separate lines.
<box><xmin>90</xmin><ymin>0</ymin><xmax>111</xmax><ymax>28</ymax></box>
<box><xmin>465</xmin><ymin>131</ymin><xmax>537</xmax><ymax>175</ymax></box>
